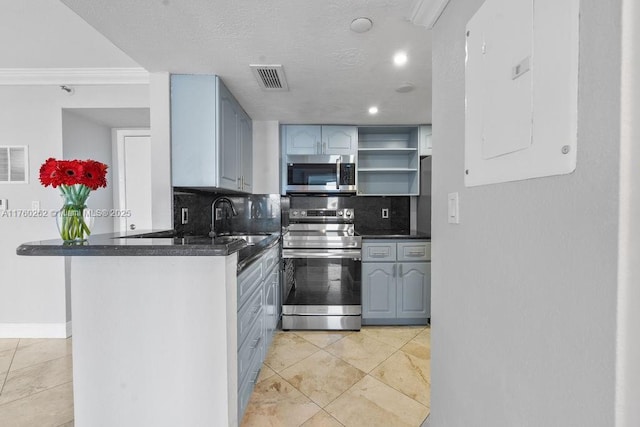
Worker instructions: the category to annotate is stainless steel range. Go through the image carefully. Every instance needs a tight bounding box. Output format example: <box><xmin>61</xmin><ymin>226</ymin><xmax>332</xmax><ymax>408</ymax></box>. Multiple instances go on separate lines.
<box><xmin>281</xmin><ymin>208</ymin><xmax>362</xmax><ymax>330</ymax></box>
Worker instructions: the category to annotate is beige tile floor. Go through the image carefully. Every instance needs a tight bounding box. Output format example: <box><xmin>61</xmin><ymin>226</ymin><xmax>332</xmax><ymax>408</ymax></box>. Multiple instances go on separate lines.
<box><xmin>0</xmin><ymin>326</ymin><xmax>430</xmax><ymax>427</ymax></box>
<box><xmin>0</xmin><ymin>338</ymin><xmax>73</xmax><ymax>427</ymax></box>
<box><xmin>242</xmin><ymin>326</ymin><xmax>431</xmax><ymax>427</ymax></box>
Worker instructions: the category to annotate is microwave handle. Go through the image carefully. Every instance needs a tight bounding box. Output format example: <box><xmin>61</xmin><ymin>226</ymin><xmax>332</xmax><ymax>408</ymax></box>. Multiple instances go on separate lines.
<box><xmin>336</xmin><ymin>158</ymin><xmax>341</xmax><ymax>190</ymax></box>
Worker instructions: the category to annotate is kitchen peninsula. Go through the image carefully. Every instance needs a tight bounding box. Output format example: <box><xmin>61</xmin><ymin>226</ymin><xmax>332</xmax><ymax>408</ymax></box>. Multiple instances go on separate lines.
<box><xmin>17</xmin><ymin>231</ymin><xmax>280</xmax><ymax>427</ymax></box>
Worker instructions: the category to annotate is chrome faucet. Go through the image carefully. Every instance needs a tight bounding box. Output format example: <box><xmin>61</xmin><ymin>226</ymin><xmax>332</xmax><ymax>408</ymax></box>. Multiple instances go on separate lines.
<box><xmin>210</xmin><ymin>197</ymin><xmax>238</xmax><ymax>237</ymax></box>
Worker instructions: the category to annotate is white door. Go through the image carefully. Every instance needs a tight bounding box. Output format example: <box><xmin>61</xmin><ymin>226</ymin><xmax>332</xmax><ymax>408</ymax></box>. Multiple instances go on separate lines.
<box><xmin>115</xmin><ymin>130</ymin><xmax>152</xmax><ymax>232</ymax></box>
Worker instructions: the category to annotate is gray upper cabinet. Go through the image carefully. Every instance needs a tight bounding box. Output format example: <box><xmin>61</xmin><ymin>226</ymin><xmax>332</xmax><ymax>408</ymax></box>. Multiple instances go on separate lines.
<box><xmin>283</xmin><ymin>125</ymin><xmax>357</xmax><ymax>156</ymax></box>
<box><xmin>239</xmin><ymin>114</ymin><xmax>253</xmax><ymax>193</ymax></box>
<box><xmin>283</xmin><ymin>125</ymin><xmax>321</xmax><ymax>155</ymax></box>
<box><xmin>171</xmin><ymin>74</ymin><xmax>252</xmax><ymax>193</ymax></box>
<box><xmin>218</xmin><ymin>83</ymin><xmax>240</xmax><ymax>191</ymax></box>
<box><xmin>321</xmin><ymin>126</ymin><xmax>358</xmax><ymax>155</ymax></box>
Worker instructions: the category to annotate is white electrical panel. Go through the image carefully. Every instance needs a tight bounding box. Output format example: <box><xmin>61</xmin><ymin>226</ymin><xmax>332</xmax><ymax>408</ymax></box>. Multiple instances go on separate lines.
<box><xmin>464</xmin><ymin>0</ymin><xmax>579</xmax><ymax>187</ymax></box>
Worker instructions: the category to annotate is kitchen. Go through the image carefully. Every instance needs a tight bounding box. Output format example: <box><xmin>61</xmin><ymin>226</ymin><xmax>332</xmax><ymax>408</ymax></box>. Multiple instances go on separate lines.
<box><xmin>1</xmin><ymin>1</ymin><xmax>636</xmax><ymax>427</ymax></box>
<box><xmin>2</xmin><ymin>0</ymin><xmax>434</xmax><ymax>425</ymax></box>
<box><xmin>15</xmin><ymin>78</ymin><xmax>433</xmax><ymax>425</ymax></box>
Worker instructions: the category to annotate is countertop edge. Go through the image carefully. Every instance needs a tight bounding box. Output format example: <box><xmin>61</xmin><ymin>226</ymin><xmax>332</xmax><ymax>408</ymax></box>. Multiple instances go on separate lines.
<box><xmin>16</xmin><ymin>230</ymin><xmax>280</xmax><ymax>258</ymax></box>
<box><xmin>15</xmin><ymin>244</ymin><xmax>239</xmax><ymax>257</ymax></box>
<box><xmin>358</xmin><ymin>232</ymin><xmax>430</xmax><ymax>240</ymax></box>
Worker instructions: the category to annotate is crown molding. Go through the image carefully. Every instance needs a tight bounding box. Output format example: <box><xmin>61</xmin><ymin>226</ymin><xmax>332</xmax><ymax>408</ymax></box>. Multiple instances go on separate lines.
<box><xmin>410</xmin><ymin>0</ymin><xmax>452</xmax><ymax>29</ymax></box>
<box><xmin>0</xmin><ymin>67</ymin><xmax>150</xmax><ymax>85</ymax></box>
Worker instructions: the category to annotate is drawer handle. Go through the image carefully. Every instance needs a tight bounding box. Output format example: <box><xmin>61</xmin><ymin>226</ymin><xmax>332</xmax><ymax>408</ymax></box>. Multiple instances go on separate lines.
<box><xmin>251</xmin><ymin>336</ymin><xmax>262</xmax><ymax>349</ymax></box>
<box><xmin>370</xmin><ymin>252</ymin><xmax>388</xmax><ymax>257</ymax></box>
<box><xmin>252</xmin><ymin>369</ymin><xmax>261</xmax><ymax>384</ymax></box>
<box><xmin>407</xmin><ymin>251</ymin><xmax>424</xmax><ymax>256</ymax></box>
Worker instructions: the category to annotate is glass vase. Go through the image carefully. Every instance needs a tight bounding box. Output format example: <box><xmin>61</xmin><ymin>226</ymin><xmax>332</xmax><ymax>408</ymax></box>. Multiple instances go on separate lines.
<box><xmin>56</xmin><ymin>197</ymin><xmax>93</xmax><ymax>243</ymax></box>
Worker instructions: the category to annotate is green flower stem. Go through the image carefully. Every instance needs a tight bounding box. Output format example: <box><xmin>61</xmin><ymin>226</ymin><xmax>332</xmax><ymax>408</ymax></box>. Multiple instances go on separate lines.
<box><xmin>58</xmin><ymin>184</ymin><xmax>92</xmax><ymax>242</ymax></box>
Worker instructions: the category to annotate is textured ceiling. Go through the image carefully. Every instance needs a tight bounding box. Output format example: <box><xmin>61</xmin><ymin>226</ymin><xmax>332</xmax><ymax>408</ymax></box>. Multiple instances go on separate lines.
<box><xmin>61</xmin><ymin>0</ymin><xmax>432</xmax><ymax>125</ymax></box>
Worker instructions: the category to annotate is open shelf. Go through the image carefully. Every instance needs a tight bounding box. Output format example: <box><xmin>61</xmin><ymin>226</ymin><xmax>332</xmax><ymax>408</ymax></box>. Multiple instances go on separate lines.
<box><xmin>358</xmin><ymin>168</ymin><xmax>419</xmax><ymax>172</ymax></box>
<box><xmin>357</xmin><ymin>127</ymin><xmax>420</xmax><ymax>195</ymax></box>
<box><xmin>358</xmin><ymin>148</ymin><xmax>418</xmax><ymax>153</ymax></box>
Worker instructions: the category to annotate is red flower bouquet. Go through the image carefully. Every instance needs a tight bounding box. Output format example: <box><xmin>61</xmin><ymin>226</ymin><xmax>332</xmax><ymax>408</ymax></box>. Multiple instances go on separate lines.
<box><xmin>39</xmin><ymin>158</ymin><xmax>108</xmax><ymax>242</ymax></box>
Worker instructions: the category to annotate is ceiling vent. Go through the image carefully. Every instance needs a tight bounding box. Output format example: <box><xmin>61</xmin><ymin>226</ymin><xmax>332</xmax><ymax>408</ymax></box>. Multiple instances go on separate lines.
<box><xmin>250</xmin><ymin>65</ymin><xmax>289</xmax><ymax>91</ymax></box>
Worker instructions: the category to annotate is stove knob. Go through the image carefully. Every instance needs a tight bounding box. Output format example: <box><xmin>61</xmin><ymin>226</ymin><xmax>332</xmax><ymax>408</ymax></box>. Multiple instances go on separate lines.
<box><xmin>301</xmin><ymin>211</ymin><xmax>306</xmax><ymax>216</ymax></box>
<box><xmin>345</xmin><ymin>210</ymin><xmax>352</xmax><ymax>218</ymax></box>
<box><xmin>292</xmin><ymin>210</ymin><xmax>298</xmax><ymax>217</ymax></box>
<box><xmin>337</xmin><ymin>210</ymin><xmax>343</xmax><ymax>216</ymax></box>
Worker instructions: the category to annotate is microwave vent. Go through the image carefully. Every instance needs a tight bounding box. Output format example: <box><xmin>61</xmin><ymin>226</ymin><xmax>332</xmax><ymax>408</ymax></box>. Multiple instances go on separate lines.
<box><xmin>250</xmin><ymin>65</ymin><xmax>289</xmax><ymax>91</ymax></box>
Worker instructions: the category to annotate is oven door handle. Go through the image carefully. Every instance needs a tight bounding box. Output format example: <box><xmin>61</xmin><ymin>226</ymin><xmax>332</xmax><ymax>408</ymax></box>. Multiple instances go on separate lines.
<box><xmin>336</xmin><ymin>158</ymin><xmax>341</xmax><ymax>190</ymax></box>
<box><xmin>282</xmin><ymin>248</ymin><xmax>361</xmax><ymax>259</ymax></box>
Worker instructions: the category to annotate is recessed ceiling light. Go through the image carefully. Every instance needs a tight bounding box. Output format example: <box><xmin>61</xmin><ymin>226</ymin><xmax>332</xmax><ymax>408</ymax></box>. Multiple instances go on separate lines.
<box><xmin>368</xmin><ymin>106</ymin><xmax>379</xmax><ymax>115</ymax></box>
<box><xmin>350</xmin><ymin>17</ymin><xmax>373</xmax><ymax>33</ymax></box>
<box><xmin>393</xmin><ymin>51</ymin><xmax>408</xmax><ymax>66</ymax></box>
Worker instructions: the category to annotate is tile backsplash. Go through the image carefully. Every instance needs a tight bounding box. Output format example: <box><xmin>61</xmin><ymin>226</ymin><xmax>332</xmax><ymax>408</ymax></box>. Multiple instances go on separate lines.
<box><xmin>173</xmin><ymin>190</ymin><xmax>282</xmax><ymax>236</ymax></box>
<box><xmin>288</xmin><ymin>195</ymin><xmax>410</xmax><ymax>232</ymax></box>
<box><xmin>174</xmin><ymin>190</ymin><xmax>410</xmax><ymax>236</ymax></box>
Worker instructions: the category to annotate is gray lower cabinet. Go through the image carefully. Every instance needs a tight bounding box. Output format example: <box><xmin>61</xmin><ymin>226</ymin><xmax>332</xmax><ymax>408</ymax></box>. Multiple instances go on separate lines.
<box><xmin>362</xmin><ymin>263</ymin><xmax>396</xmax><ymax>319</ymax></box>
<box><xmin>236</xmin><ymin>244</ymin><xmax>280</xmax><ymax>421</ymax></box>
<box><xmin>362</xmin><ymin>240</ymin><xmax>431</xmax><ymax>325</ymax></box>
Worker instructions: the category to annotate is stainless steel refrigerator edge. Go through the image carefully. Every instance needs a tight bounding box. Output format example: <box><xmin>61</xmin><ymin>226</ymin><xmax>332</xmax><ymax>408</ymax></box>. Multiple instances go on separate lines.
<box><xmin>417</xmin><ymin>156</ymin><xmax>432</xmax><ymax>236</ymax></box>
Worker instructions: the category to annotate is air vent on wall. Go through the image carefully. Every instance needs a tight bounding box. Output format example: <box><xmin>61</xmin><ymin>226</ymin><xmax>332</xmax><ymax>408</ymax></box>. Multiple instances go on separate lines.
<box><xmin>0</xmin><ymin>146</ymin><xmax>28</xmax><ymax>183</ymax></box>
<box><xmin>250</xmin><ymin>65</ymin><xmax>289</xmax><ymax>91</ymax></box>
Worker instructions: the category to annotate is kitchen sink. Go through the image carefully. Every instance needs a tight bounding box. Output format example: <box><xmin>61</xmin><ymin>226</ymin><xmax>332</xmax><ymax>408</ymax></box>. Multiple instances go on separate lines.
<box><xmin>121</xmin><ymin>230</ymin><xmax>274</xmax><ymax>246</ymax></box>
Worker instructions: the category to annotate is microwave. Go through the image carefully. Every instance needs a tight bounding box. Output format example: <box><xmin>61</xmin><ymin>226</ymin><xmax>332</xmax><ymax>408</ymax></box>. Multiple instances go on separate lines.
<box><xmin>284</xmin><ymin>154</ymin><xmax>356</xmax><ymax>194</ymax></box>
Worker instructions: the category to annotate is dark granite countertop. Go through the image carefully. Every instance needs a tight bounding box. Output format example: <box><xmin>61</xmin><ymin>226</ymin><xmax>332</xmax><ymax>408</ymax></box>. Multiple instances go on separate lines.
<box><xmin>356</xmin><ymin>229</ymin><xmax>430</xmax><ymax>240</ymax></box>
<box><xmin>16</xmin><ymin>230</ymin><xmax>281</xmax><ymax>269</ymax></box>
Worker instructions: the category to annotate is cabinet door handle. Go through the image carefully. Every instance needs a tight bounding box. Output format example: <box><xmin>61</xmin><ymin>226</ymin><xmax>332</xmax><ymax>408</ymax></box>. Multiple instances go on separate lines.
<box><xmin>408</xmin><ymin>251</ymin><xmax>424</xmax><ymax>256</ymax></box>
<box><xmin>253</xmin><ymin>304</ymin><xmax>261</xmax><ymax>314</ymax></box>
<box><xmin>317</xmin><ymin>141</ymin><xmax>321</xmax><ymax>153</ymax></box>
<box><xmin>323</xmin><ymin>142</ymin><xmax>327</xmax><ymax>154</ymax></box>
<box><xmin>251</xmin><ymin>336</ymin><xmax>262</xmax><ymax>349</ymax></box>
<box><xmin>392</xmin><ymin>264</ymin><xmax>396</xmax><ymax>277</ymax></box>
<box><xmin>399</xmin><ymin>264</ymin><xmax>403</xmax><ymax>276</ymax></box>
<box><xmin>237</xmin><ymin>177</ymin><xmax>242</xmax><ymax>189</ymax></box>
<box><xmin>252</xmin><ymin>369</ymin><xmax>261</xmax><ymax>384</ymax></box>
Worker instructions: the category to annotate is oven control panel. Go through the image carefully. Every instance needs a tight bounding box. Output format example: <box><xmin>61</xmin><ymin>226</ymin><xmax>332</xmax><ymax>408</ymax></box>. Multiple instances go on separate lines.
<box><xmin>290</xmin><ymin>209</ymin><xmax>354</xmax><ymax>220</ymax></box>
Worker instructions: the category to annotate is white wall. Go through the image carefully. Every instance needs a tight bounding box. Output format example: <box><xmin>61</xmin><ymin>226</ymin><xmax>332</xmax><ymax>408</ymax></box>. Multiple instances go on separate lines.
<box><xmin>62</xmin><ymin>110</ymin><xmax>115</xmax><ymax>235</ymax></box>
<box><xmin>616</xmin><ymin>0</ymin><xmax>640</xmax><ymax>425</ymax></box>
<box><xmin>431</xmin><ymin>0</ymin><xmax>621</xmax><ymax>425</ymax></box>
<box><xmin>149</xmin><ymin>73</ymin><xmax>173</xmax><ymax>229</ymax></box>
<box><xmin>0</xmin><ymin>84</ymin><xmax>148</xmax><ymax>337</ymax></box>
<box><xmin>252</xmin><ymin>120</ymin><xmax>280</xmax><ymax>194</ymax></box>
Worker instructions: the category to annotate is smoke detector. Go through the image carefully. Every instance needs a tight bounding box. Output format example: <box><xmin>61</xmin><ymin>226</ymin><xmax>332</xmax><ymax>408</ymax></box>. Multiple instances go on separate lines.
<box><xmin>249</xmin><ymin>65</ymin><xmax>289</xmax><ymax>91</ymax></box>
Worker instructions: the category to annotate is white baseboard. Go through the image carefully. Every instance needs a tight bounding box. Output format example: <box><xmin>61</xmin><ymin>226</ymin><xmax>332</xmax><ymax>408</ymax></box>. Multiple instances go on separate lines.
<box><xmin>0</xmin><ymin>321</ymin><xmax>72</xmax><ymax>338</ymax></box>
